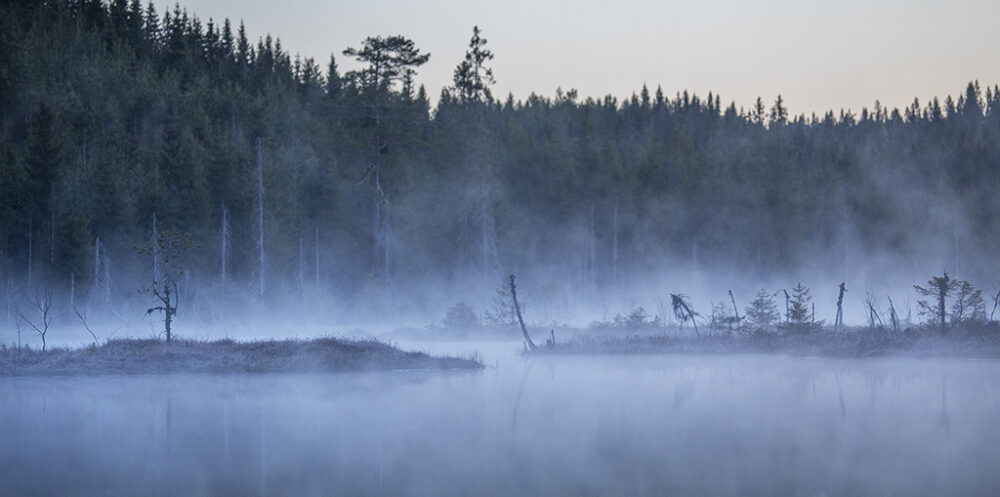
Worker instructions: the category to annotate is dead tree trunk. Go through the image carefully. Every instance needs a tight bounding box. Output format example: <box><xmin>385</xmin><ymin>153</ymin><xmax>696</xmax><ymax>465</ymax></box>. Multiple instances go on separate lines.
<box><xmin>27</xmin><ymin>218</ymin><xmax>32</xmax><ymax>287</ymax></box>
<box><xmin>728</xmin><ymin>289</ymin><xmax>741</xmax><ymax>331</ymax></box>
<box><xmin>151</xmin><ymin>213</ymin><xmax>159</xmax><ymax>284</ymax></box>
<box><xmin>219</xmin><ymin>204</ymin><xmax>230</xmax><ymax>286</ymax></box>
<box><xmin>509</xmin><ymin>275</ymin><xmax>537</xmax><ymax>351</ymax></box>
<box><xmin>314</xmin><ymin>225</ymin><xmax>320</xmax><ymax>287</ymax></box>
<box><xmin>611</xmin><ymin>201</ymin><xmax>619</xmax><ymax>290</ymax></box>
<box><xmin>147</xmin><ymin>280</ymin><xmax>178</xmax><ymax>343</ymax></box>
<box><xmin>835</xmin><ymin>282</ymin><xmax>847</xmax><ymax>331</ymax></box>
<box><xmin>255</xmin><ymin>138</ymin><xmax>266</xmax><ymax>304</ymax></box>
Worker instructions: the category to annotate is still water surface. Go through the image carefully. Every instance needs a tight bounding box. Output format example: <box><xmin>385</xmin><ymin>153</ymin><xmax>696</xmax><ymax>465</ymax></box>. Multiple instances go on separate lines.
<box><xmin>1</xmin><ymin>341</ymin><xmax>998</xmax><ymax>496</ymax></box>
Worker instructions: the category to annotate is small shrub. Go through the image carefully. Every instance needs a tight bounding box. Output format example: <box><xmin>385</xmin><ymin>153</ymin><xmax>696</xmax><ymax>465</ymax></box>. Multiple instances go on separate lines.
<box><xmin>443</xmin><ymin>301</ymin><xmax>480</xmax><ymax>330</ymax></box>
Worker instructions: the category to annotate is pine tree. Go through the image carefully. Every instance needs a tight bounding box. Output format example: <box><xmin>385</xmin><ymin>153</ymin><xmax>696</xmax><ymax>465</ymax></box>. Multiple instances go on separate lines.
<box><xmin>785</xmin><ymin>282</ymin><xmax>816</xmax><ymax>333</ymax></box>
<box><xmin>769</xmin><ymin>95</ymin><xmax>788</xmax><ymax>126</ymax></box>
<box><xmin>750</xmin><ymin>97</ymin><xmax>766</xmax><ymax>124</ymax></box>
<box><xmin>452</xmin><ymin>26</ymin><xmax>495</xmax><ymax>104</ymax></box>
<box><xmin>325</xmin><ymin>54</ymin><xmax>341</xmax><ymax>99</ymax></box>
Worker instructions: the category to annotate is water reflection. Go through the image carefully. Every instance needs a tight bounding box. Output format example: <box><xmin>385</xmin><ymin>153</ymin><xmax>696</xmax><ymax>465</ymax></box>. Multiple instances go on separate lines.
<box><xmin>1</xmin><ymin>350</ymin><xmax>998</xmax><ymax>497</ymax></box>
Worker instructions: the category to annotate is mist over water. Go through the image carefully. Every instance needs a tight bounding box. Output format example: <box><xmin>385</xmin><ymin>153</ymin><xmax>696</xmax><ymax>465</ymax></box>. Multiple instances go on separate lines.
<box><xmin>2</xmin><ymin>341</ymin><xmax>998</xmax><ymax>497</ymax></box>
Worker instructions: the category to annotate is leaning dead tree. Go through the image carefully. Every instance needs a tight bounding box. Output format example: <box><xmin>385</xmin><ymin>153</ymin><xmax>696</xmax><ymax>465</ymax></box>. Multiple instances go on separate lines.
<box><xmin>509</xmin><ymin>275</ymin><xmax>537</xmax><ymax>351</ymax></box>
<box><xmin>671</xmin><ymin>293</ymin><xmax>699</xmax><ymax>337</ymax></box>
<box><xmin>74</xmin><ymin>309</ymin><xmax>99</xmax><ymax>345</ymax></box>
<box><xmin>728</xmin><ymin>289</ymin><xmax>742</xmax><ymax>331</ymax></box>
<box><xmin>991</xmin><ymin>289</ymin><xmax>1000</xmax><ymax>321</ymax></box>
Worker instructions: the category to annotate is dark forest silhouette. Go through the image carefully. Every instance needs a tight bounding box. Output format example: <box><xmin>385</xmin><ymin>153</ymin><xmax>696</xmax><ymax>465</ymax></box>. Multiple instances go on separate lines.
<box><xmin>1</xmin><ymin>1</ymin><xmax>999</xmax><ymax>325</ymax></box>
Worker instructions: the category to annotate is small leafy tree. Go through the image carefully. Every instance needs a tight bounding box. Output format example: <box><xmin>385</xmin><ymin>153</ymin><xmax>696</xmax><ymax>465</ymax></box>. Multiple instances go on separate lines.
<box><xmin>136</xmin><ymin>229</ymin><xmax>193</xmax><ymax>343</ymax></box>
<box><xmin>710</xmin><ymin>301</ymin><xmax>740</xmax><ymax>335</ymax></box>
<box><xmin>914</xmin><ymin>271</ymin><xmax>955</xmax><ymax>329</ymax></box>
<box><xmin>745</xmin><ymin>288</ymin><xmax>779</xmax><ymax>335</ymax></box>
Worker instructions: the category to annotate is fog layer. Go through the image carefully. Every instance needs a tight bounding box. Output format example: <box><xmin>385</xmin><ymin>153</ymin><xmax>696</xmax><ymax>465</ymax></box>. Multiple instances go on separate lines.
<box><xmin>1</xmin><ymin>345</ymin><xmax>998</xmax><ymax>496</ymax></box>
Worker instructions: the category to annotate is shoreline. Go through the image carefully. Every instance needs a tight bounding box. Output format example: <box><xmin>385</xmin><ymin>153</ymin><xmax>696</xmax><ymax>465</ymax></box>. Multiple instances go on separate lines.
<box><xmin>521</xmin><ymin>329</ymin><xmax>1000</xmax><ymax>359</ymax></box>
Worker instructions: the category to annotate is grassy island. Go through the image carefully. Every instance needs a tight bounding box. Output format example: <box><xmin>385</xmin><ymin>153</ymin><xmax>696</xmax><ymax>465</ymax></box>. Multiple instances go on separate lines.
<box><xmin>0</xmin><ymin>337</ymin><xmax>482</xmax><ymax>376</ymax></box>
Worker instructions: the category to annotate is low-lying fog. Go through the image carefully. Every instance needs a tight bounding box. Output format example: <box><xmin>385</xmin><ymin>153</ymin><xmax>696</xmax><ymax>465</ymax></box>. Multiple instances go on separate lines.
<box><xmin>2</xmin><ymin>341</ymin><xmax>998</xmax><ymax>497</ymax></box>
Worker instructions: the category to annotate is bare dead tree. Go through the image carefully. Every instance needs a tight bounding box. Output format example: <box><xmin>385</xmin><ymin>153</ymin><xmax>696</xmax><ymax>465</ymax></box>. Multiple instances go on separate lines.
<box><xmin>18</xmin><ymin>288</ymin><xmax>53</xmax><ymax>352</ymax></box>
<box><xmin>146</xmin><ymin>279</ymin><xmax>178</xmax><ymax>342</ymax></box>
<box><xmin>137</xmin><ymin>228</ymin><xmax>192</xmax><ymax>343</ymax></box>
<box><xmin>508</xmin><ymin>275</ymin><xmax>537</xmax><ymax>351</ymax></box>
<box><xmin>865</xmin><ymin>293</ymin><xmax>884</xmax><ymax>330</ymax></box>
<box><xmin>670</xmin><ymin>293</ymin><xmax>699</xmax><ymax>337</ymax></box>
<box><xmin>887</xmin><ymin>295</ymin><xmax>900</xmax><ymax>332</ymax></box>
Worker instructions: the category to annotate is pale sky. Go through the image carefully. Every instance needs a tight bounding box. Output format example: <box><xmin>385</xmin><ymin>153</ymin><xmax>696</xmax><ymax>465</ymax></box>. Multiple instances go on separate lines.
<box><xmin>166</xmin><ymin>0</ymin><xmax>1000</xmax><ymax>116</ymax></box>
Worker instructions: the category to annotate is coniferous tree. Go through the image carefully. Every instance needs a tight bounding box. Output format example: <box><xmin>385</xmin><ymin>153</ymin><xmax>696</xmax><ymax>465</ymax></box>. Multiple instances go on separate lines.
<box><xmin>452</xmin><ymin>26</ymin><xmax>494</xmax><ymax>104</ymax></box>
<box><xmin>745</xmin><ymin>288</ymin><xmax>780</xmax><ymax>335</ymax></box>
<box><xmin>343</xmin><ymin>35</ymin><xmax>429</xmax><ymax>284</ymax></box>
<box><xmin>915</xmin><ymin>272</ymin><xmax>955</xmax><ymax>329</ymax></box>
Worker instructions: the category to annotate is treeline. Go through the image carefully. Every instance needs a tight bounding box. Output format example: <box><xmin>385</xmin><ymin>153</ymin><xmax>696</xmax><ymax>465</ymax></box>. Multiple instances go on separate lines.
<box><xmin>1</xmin><ymin>1</ymin><xmax>999</xmax><ymax>322</ymax></box>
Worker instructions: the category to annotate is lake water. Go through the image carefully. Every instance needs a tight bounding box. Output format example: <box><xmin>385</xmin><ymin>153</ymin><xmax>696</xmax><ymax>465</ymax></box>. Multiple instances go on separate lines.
<box><xmin>1</xmin><ymin>341</ymin><xmax>999</xmax><ymax>496</ymax></box>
